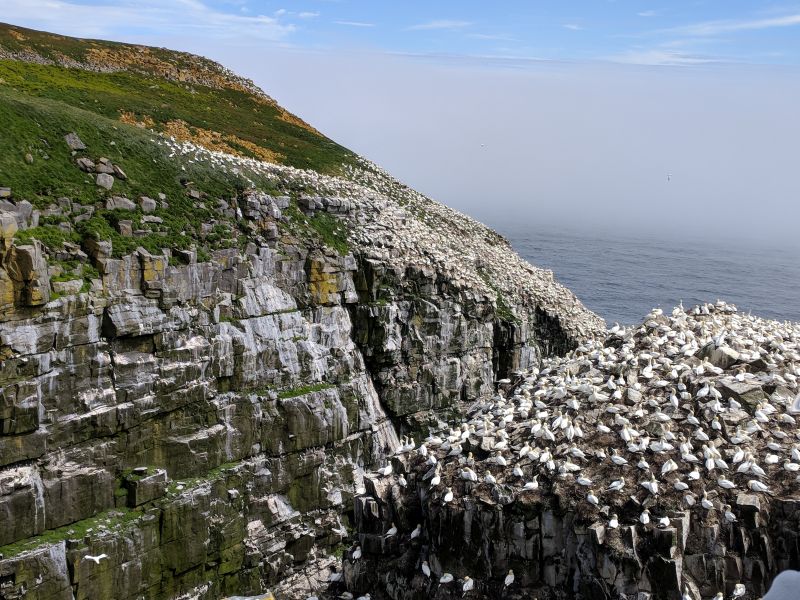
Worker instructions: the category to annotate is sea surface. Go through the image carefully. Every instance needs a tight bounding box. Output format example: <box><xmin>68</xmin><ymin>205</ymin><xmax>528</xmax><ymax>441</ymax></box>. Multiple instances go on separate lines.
<box><xmin>493</xmin><ymin>223</ymin><xmax>800</xmax><ymax>326</ymax></box>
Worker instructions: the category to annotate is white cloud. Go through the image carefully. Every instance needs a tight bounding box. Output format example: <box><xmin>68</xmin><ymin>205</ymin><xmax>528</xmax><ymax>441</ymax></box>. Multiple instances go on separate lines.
<box><xmin>606</xmin><ymin>49</ymin><xmax>721</xmax><ymax>66</ymax></box>
<box><xmin>334</xmin><ymin>20</ymin><xmax>375</xmax><ymax>28</ymax></box>
<box><xmin>468</xmin><ymin>33</ymin><xmax>518</xmax><ymax>42</ymax></box>
<box><xmin>0</xmin><ymin>0</ymin><xmax>296</xmax><ymax>42</ymax></box>
<box><xmin>408</xmin><ymin>20</ymin><xmax>472</xmax><ymax>31</ymax></box>
<box><xmin>669</xmin><ymin>13</ymin><xmax>800</xmax><ymax>36</ymax></box>
<box><xmin>637</xmin><ymin>10</ymin><xmax>659</xmax><ymax>18</ymax></box>
<box><xmin>298</xmin><ymin>11</ymin><xmax>319</xmax><ymax>19</ymax></box>
<box><xmin>563</xmin><ymin>24</ymin><xmax>583</xmax><ymax>31</ymax></box>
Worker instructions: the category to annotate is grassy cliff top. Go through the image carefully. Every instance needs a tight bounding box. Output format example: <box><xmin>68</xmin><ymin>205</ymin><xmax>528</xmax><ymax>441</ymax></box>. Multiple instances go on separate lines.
<box><xmin>0</xmin><ymin>22</ymin><xmax>355</xmax><ymax>176</ymax></box>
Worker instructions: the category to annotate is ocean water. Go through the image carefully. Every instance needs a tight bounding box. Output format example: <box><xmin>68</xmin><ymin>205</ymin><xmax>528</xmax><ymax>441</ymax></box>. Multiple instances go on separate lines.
<box><xmin>494</xmin><ymin>223</ymin><xmax>800</xmax><ymax>326</ymax></box>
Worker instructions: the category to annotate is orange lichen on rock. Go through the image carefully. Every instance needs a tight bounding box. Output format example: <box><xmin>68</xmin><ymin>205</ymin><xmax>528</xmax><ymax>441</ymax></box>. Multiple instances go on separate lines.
<box><xmin>163</xmin><ymin>119</ymin><xmax>283</xmax><ymax>164</ymax></box>
<box><xmin>118</xmin><ymin>111</ymin><xmax>156</xmax><ymax>129</ymax></box>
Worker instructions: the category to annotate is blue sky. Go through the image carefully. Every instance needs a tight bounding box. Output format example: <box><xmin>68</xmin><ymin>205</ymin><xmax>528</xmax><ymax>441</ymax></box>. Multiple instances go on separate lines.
<box><xmin>4</xmin><ymin>0</ymin><xmax>800</xmax><ymax>66</ymax></box>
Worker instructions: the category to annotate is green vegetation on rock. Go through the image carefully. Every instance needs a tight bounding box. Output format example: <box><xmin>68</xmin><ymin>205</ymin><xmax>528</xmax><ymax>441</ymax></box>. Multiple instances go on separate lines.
<box><xmin>0</xmin><ymin>508</ymin><xmax>139</xmax><ymax>559</ymax></box>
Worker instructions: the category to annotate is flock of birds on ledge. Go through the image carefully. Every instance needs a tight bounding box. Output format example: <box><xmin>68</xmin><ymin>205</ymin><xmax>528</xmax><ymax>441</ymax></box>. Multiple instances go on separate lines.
<box><xmin>344</xmin><ymin>301</ymin><xmax>800</xmax><ymax>600</ymax></box>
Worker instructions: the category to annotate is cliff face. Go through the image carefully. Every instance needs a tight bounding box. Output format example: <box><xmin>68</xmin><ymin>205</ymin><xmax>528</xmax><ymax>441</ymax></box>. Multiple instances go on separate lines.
<box><xmin>0</xmin><ymin>25</ymin><xmax>603</xmax><ymax>599</ymax></box>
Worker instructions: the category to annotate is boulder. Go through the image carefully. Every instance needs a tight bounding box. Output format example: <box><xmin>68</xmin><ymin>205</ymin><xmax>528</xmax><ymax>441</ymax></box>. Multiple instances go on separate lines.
<box><xmin>64</xmin><ymin>132</ymin><xmax>86</xmax><ymax>151</ymax></box>
<box><xmin>96</xmin><ymin>173</ymin><xmax>114</xmax><ymax>190</ymax></box>
<box><xmin>52</xmin><ymin>279</ymin><xmax>84</xmax><ymax>295</ymax></box>
<box><xmin>5</xmin><ymin>241</ymin><xmax>51</xmax><ymax>305</ymax></box>
<box><xmin>76</xmin><ymin>157</ymin><xmax>95</xmax><ymax>172</ymax></box>
<box><xmin>139</xmin><ymin>196</ymin><xmax>157</xmax><ymax>213</ymax></box>
<box><xmin>106</xmin><ymin>196</ymin><xmax>136</xmax><ymax>211</ymax></box>
<box><xmin>117</xmin><ymin>220</ymin><xmax>133</xmax><ymax>237</ymax></box>
<box><xmin>113</xmin><ymin>165</ymin><xmax>128</xmax><ymax>180</ymax></box>
<box><xmin>0</xmin><ymin>187</ymin><xmax>10</xmax><ymax>198</ymax></box>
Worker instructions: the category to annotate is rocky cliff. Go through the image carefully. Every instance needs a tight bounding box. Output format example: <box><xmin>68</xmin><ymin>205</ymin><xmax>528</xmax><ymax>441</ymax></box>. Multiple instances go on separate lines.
<box><xmin>0</xmin><ymin>24</ymin><xmax>603</xmax><ymax>600</ymax></box>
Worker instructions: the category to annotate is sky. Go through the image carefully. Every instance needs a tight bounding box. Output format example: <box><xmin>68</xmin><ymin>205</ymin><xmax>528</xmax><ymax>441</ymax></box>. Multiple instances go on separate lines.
<box><xmin>2</xmin><ymin>1</ymin><xmax>800</xmax><ymax>244</ymax></box>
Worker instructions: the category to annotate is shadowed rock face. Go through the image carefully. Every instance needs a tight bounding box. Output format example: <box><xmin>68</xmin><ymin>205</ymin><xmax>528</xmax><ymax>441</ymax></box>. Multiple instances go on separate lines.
<box><xmin>342</xmin><ymin>303</ymin><xmax>800</xmax><ymax>600</ymax></box>
<box><xmin>347</xmin><ymin>469</ymin><xmax>800</xmax><ymax>600</ymax></box>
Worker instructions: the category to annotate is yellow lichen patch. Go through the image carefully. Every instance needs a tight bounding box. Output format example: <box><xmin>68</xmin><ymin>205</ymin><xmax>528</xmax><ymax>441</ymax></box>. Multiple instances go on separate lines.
<box><xmin>8</xmin><ymin>29</ymin><xmax>26</xmax><ymax>42</ymax></box>
<box><xmin>84</xmin><ymin>46</ymin><xmax>268</xmax><ymax>98</ymax></box>
<box><xmin>163</xmin><ymin>119</ymin><xmax>283</xmax><ymax>164</ymax></box>
<box><xmin>307</xmin><ymin>258</ymin><xmax>340</xmax><ymax>305</ymax></box>
<box><xmin>277</xmin><ymin>108</ymin><xmax>324</xmax><ymax>136</ymax></box>
<box><xmin>119</xmin><ymin>111</ymin><xmax>156</xmax><ymax>129</ymax></box>
<box><xmin>229</xmin><ymin>137</ymin><xmax>283</xmax><ymax>164</ymax></box>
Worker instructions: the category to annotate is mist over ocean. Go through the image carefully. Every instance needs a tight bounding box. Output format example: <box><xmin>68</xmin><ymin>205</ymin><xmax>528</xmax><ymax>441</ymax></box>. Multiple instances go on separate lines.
<box><xmin>494</xmin><ymin>222</ymin><xmax>800</xmax><ymax>326</ymax></box>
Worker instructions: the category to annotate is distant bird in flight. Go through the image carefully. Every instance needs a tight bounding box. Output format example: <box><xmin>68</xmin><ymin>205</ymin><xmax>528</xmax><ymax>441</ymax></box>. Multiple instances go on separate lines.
<box><xmin>667</xmin><ymin>173</ymin><xmax>672</xmax><ymax>182</ymax></box>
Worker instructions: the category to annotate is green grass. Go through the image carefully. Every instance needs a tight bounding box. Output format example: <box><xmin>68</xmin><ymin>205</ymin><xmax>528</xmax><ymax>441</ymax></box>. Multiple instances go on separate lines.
<box><xmin>0</xmin><ymin>88</ymin><xmax>281</xmax><ymax>259</ymax></box>
<box><xmin>277</xmin><ymin>383</ymin><xmax>335</xmax><ymax>400</ymax></box>
<box><xmin>0</xmin><ymin>507</ymin><xmax>139</xmax><ymax>559</ymax></box>
<box><xmin>0</xmin><ymin>45</ymin><xmax>355</xmax><ymax>174</ymax></box>
<box><xmin>282</xmin><ymin>200</ymin><xmax>350</xmax><ymax>255</ymax></box>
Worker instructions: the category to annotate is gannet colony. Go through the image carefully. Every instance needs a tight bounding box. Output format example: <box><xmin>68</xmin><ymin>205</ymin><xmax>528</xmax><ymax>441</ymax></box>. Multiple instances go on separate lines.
<box><xmin>345</xmin><ymin>301</ymin><xmax>800</xmax><ymax>600</ymax></box>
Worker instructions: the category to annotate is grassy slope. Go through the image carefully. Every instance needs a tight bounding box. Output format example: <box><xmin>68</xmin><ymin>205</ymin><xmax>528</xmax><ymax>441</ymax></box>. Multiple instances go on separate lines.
<box><xmin>0</xmin><ymin>22</ymin><xmax>355</xmax><ymax>175</ymax></box>
<box><xmin>0</xmin><ymin>23</ymin><xmax>355</xmax><ymax>260</ymax></box>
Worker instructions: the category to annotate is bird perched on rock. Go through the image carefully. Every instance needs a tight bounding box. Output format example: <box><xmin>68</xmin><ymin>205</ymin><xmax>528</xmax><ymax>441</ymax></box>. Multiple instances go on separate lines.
<box><xmin>504</xmin><ymin>569</ymin><xmax>515</xmax><ymax>587</ymax></box>
<box><xmin>462</xmin><ymin>576</ymin><xmax>474</xmax><ymax>595</ymax></box>
<box><xmin>421</xmin><ymin>560</ymin><xmax>431</xmax><ymax>577</ymax></box>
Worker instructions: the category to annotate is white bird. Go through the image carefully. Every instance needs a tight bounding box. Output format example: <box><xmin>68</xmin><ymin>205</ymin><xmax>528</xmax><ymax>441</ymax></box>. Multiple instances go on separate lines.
<box><xmin>748</xmin><ymin>479</ymin><xmax>770</xmax><ymax>493</ymax></box>
<box><xmin>639</xmin><ymin>509</ymin><xmax>651</xmax><ymax>525</ymax></box>
<box><xmin>443</xmin><ymin>487</ymin><xmax>454</xmax><ymax>503</ymax></box>
<box><xmin>661</xmin><ymin>459</ymin><xmax>679</xmax><ymax>476</ymax></box>
<box><xmin>608</xmin><ymin>513</ymin><xmax>619</xmax><ymax>529</ymax></box>
<box><xmin>587</xmin><ymin>490</ymin><xmax>600</xmax><ymax>506</ymax></box>
<box><xmin>610</xmin><ymin>450</ymin><xmax>628</xmax><ymax>466</ymax></box>
<box><xmin>723</xmin><ymin>504</ymin><xmax>737</xmax><ymax>523</ymax></box>
<box><xmin>607</xmin><ymin>477</ymin><xmax>625</xmax><ymax>492</ymax></box>
<box><xmin>462</xmin><ymin>576</ymin><xmax>475</xmax><ymax>595</ymax></box>
<box><xmin>641</xmin><ymin>475</ymin><xmax>658</xmax><ymax>495</ymax></box>
<box><xmin>440</xmin><ymin>573</ymin><xmax>454</xmax><ymax>584</ymax></box>
<box><xmin>83</xmin><ymin>554</ymin><xmax>108</xmax><ymax>564</ymax></box>
<box><xmin>378</xmin><ymin>464</ymin><xmax>393</xmax><ymax>477</ymax></box>
<box><xmin>421</xmin><ymin>560</ymin><xmax>431</xmax><ymax>577</ymax></box>
<box><xmin>504</xmin><ymin>569</ymin><xmax>515</xmax><ymax>587</ymax></box>
<box><xmin>717</xmin><ymin>478</ymin><xmax>736</xmax><ymax>490</ymax></box>
<box><xmin>352</xmin><ymin>545</ymin><xmax>362</xmax><ymax>560</ymax></box>
<box><xmin>385</xmin><ymin>522</ymin><xmax>398</xmax><ymax>537</ymax></box>
<box><xmin>658</xmin><ymin>516</ymin><xmax>671</xmax><ymax>528</ymax></box>
<box><xmin>732</xmin><ymin>583</ymin><xmax>745</xmax><ymax>598</ymax></box>
<box><xmin>410</xmin><ymin>524</ymin><xmax>422</xmax><ymax>539</ymax></box>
